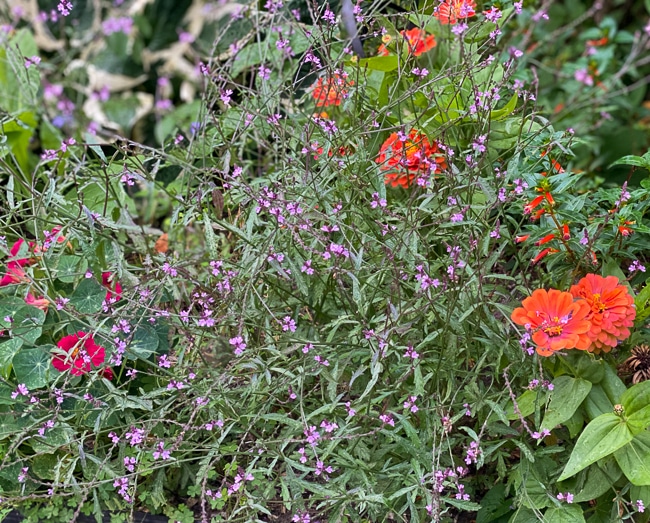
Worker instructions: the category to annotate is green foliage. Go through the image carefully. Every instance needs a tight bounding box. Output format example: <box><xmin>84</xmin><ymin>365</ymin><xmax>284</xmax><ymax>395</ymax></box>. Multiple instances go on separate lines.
<box><xmin>0</xmin><ymin>0</ymin><xmax>650</xmax><ymax>521</ymax></box>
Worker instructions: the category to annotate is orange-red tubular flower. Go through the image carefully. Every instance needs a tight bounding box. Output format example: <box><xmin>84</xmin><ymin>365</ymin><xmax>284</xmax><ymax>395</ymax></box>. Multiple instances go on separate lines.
<box><xmin>535</xmin><ymin>234</ymin><xmax>556</xmax><ymax>246</ymax></box>
<box><xmin>511</xmin><ymin>288</ymin><xmax>592</xmax><ymax>356</ymax></box>
<box><xmin>562</xmin><ymin>224</ymin><xmax>570</xmax><ymax>240</ymax></box>
<box><xmin>311</xmin><ymin>73</ymin><xmax>354</xmax><ymax>108</ymax></box>
<box><xmin>531</xmin><ymin>247</ymin><xmax>558</xmax><ymax>265</ymax></box>
<box><xmin>570</xmin><ymin>274</ymin><xmax>636</xmax><ymax>353</ymax></box>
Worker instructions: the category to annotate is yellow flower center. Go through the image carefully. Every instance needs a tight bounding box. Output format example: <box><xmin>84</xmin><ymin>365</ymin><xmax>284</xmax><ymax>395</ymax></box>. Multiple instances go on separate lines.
<box><xmin>591</xmin><ymin>293</ymin><xmax>606</xmax><ymax>313</ymax></box>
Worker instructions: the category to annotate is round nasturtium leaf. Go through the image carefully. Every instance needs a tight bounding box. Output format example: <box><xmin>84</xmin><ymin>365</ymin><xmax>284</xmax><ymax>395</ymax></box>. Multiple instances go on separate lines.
<box><xmin>70</xmin><ymin>278</ymin><xmax>106</xmax><ymax>314</ymax></box>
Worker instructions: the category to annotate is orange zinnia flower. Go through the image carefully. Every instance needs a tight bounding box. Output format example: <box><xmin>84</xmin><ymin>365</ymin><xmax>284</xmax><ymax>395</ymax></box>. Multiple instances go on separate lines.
<box><xmin>377</xmin><ymin>28</ymin><xmax>436</xmax><ymax>57</ymax></box>
<box><xmin>511</xmin><ymin>289</ymin><xmax>592</xmax><ymax>356</ymax></box>
<box><xmin>376</xmin><ymin>130</ymin><xmax>447</xmax><ymax>188</ymax></box>
<box><xmin>570</xmin><ymin>274</ymin><xmax>636</xmax><ymax>353</ymax></box>
<box><xmin>311</xmin><ymin>73</ymin><xmax>354</xmax><ymax>107</ymax></box>
<box><xmin>434</xmin><ymin>0</ymin><xmax>477</xmax><ymax>25</ymax></box>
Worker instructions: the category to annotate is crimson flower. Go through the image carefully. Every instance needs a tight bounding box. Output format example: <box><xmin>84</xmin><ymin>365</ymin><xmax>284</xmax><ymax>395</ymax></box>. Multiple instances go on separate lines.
<box><xmin>52</xmin><ymin>332</ymin><xmax>112</xmax><ymax>378</ymax></box>
<box><xmin>1</xmin><ymin>238</ymin><xmax>35</xmax><ymax>286</ymax></box>
<box><xmin>102</xmin><ymin>272</ymin><xmax>122</xmax><ymax>302</ymax></box>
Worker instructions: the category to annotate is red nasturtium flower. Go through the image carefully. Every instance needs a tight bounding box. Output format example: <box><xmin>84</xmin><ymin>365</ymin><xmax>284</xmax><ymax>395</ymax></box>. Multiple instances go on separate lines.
<box><xmin>434</xmin><ymin>0</ymin><xmax>477</xmax><ymax>25</ymax></box>
<box><xmin>311</xmin><ymin>73</ymin><xmax>353</xmax><ymax>107</ymax></box>
<box><xmin>377</xmin><ymin>130</ymin><xmax>447</xmax><ymax>188</ymax></box>
<box><xmin>1</xmin><ymin>238</ymin><xmax>36</xmax><ymax>286</ymax></box>
<box><xmin>53</xmin><ymin>332</ymin><xmax>112</xmax><ymax>378</ymax></box>
<box><xmin>511</xmin><ymin>289</ymin><xmax>592</xmax><ymax>356</ymax></box>
<box><xmin>378</xmin><ymin>28</ymin><xmax>436</xmax><ymax>57</ymax></box>
<box><xmin>102</xmin><ymin>272</ymin><xmax>122</xmax><ymax>302</ymax></box>
<box><xmin>570</xmin><ymin>274</ymin><xmax>636</xmax><ymax>353</ymax></box>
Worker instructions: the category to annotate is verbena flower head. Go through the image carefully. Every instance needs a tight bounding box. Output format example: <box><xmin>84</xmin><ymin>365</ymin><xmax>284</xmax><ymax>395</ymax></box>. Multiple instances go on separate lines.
<box><xmin>53</xmin><ymin>331</ymin><xmax>111</xmax><ymax>377</ymax></box>
<box><xmin>570</xmin><ymin>274</ymin><xmax>635</xmax><ymax>352</ymax></box>
<box><xmin>311</xmin><ymin>72</ymin><xmax>353</xmax><ymax>107</ymax></box>
<box><xmin>511</xmin><ymin>289</ymin><xmax>592</xmax><ymax>356</ymax></box>
<box><xmin>434</xmin><ymin>0</ymin><xmax>477</xmax><ymax>25</ymax></box>
<box><xmin>378</xmin><ymin>28</ymin><xmax>436</xmax><ymax>57</ymax></box>
<box><xmin>377</xmin><ymin>130</ymin><xmax>447</xmax><ymax>188</ymax></box>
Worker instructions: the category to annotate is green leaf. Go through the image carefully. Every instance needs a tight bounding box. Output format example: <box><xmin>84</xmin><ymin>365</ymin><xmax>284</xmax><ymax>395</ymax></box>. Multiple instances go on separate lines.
<box><xmin>609</xmin><ymin>155</ymin><xmax>650</xmax><ymax>170</ymax></box>
<box><xmin>128</xmin><ymin>325</ymin><xmax>160</xmax><ymax>360</ymax></box>
<box><xmin>56</xmin><ymin>255</ymin><xmax>87</xmax><ymax>283</ymax></box>
<box><xmin>635</xmin><ymin>278</ymin><xmax>650</xmax><ymax>325</ymax></box>
<box><xmin>614</xmin><ymin>432</ymin><xmax>650</xmax><ymax>485</ymax></box>
<box><xmin>0</xmin><ymin>297</ymin><xmax>31</xmax><ymax>329</ymax></box>
<box><xmin>490</xmin><ymin>94</ymin><xmax>518</xmax><ymax>121</ymax></box>
<box><xmin>505</xmin><ymin>389</ymin><xmax>542</xmax><ymax>420</ymax></box>
<box><xmin>70</xmin><ymin>278</ymin><xmax>106</xmax><ymax>314</ymax></box>
<box><xmin>541</xmin><ymin>376</ymin><xmax>592</xmax><ymax>431</ymax></box>
<box><xmin>11</xmin><ymin>305</ymin><xmax>45</xmax><ymax>345</ymax></box>
<box><xmin>558</xmin><ymin>413</ymin><xmax>634</xmax><ymax>481</ymax></box>
<box><xmin>572</xmin><ymin>459</ymin><xmax>619</xmax><ymax>502</ymax></box>
<box><xmin>0</xmin><ymin>338</ymin><xmax>23</xmax><ymax>378</ymax></box>
<box><xmin>12</xmin><ymin>347</ymin><xmax>52</xmax><ymax>389</ymax></box>
<box><xmin>584</xmin><ymin>384</ymin><xmax>614</xmax><ymax>419</ymax></box>
<box><xmin>622</xmin><ymin>380</ymin><xmax>650</xmax><ymax>434</ymax></box>
<box><xmin>544</xmin><ymin>505</ymin><xmax>586</xmax><ymax>523</ymax></box>
<box><xmin>359</xmin><ymin>55</ymin><xmax>399</xmax><ymax>72</ymax></box>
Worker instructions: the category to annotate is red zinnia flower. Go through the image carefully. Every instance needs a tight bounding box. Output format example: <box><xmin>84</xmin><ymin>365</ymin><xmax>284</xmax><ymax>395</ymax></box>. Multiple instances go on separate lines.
<box><xmin>311</xmin><ymin>73</ymin><xmax>354</xmax><ymax>107</ymax></box>
<box><xmin>570</xmin><ymin>274</ymin><xmax>636</xmax><ymax>353</ymax></box>
<box><xmin>53</xmin><ymin>332</ymin><xmax>111</xmax><ymax>377</ymax></box>
<box><xmin>511</xmin><ymin>288</ymin><xmax>592</xmax><ymax>356</ymax></box>
<box><xmin>434</xmin><ymin>0</ymin><xmax>477</xmax><ymax>25</ymax></box>
<box><xmin>377</xmin><ymin>130</ymin><xmax>447</xmax><ymax>188</ymax></box>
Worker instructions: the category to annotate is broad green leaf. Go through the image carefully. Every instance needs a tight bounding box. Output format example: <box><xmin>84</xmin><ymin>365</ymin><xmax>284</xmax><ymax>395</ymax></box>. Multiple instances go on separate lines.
<box><xmin>601</xmin><ymin>364</ymin><xmax>627</xmax><ymax>400</ymax></box>
<box><xmin>12</xmin><ymin>347</ymin><xmax>52</xmax><ymax>389</ymax></box>
<box><xmin>56</xmin><ymin>255</ymin><xmax>86</xmax><ymax>283</ymax></box>
<box><xmin>558</xmin><ymin>413</ymin><xmax>634</xmax><ymax>481</ymax></box>
<box><xmin>359</xmin><ymin>55</ymin><xmax>399</xmax><ymax>72</ymax></box>
<box><xmin>622</xmin><ymin>380</ymin><xmax>650</xmax><ymax>434</ymax></box>
<box><xmin>11</xmin><ymin>305</ymin><xmax>45</xmax><ymax>345</ymax></box>
<box><xmin>505</xmin><ymin>389</ymin><xmax>541</xmax><ymax>420</ymax></box>
<box><xmin>541</xmin><ymin>376</ymin><xmax>591</xmax><ymax>431</ymax></box>
<box><xmin>614</xmin><ymin>432</ymin><xmax>650</xmax><ymax>485</ymax></box>
<box><xmin>70</xmin><ymin>278</ymin><xmax>106</xmax><ymax>314</ymax></box>
<box><xmin>0</xmin><ymin>297</ymin><xmax>31</xmax><ymax>329</ymax></box>
<box><xmin>609</xmin><ymin>155</ymin><xmax>650</xmax><ymax>170</ymax></box>
<box><xmin>30</xmin><ymin>424</ymin><xmax>74</xmax><ymax>454</ymax></box>
<box><xmin>0</xmin><ymin>338</ymin><xmax>22</xmax><ymax>378</ymax></box>
<box><xmin>490</xmin><ymin>94</ymin><xmax>518</xmax><ymax>121</ymax></box>
<box><xmin>544</xmin><ymin>505</ymin><xmax>586</xmax><ymax>523</ymax></box>
<box><xmin>584</xmin><ymin>384</ymin><xmax>613</xmax><ymax>419</ymax></box>
<box><xmin>508</xmin><ymin>508</ymin><xmax>539</xmax><ymax>523</ymax></box>
<box><xmin>572</xmin><ymin>459</ymin><xmax>620</xmax><ymax>502</ymax></box>
<box><xmin>127</xmin><ymin>325</ymin><xmax>159</xmax><ymax>360</ymax></box>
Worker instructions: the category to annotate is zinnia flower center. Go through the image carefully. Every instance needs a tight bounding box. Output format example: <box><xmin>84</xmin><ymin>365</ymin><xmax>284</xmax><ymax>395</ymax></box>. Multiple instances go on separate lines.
<box><xmin>590</xmin><ymin>293</ymin><xmax>606</xmax><ymax>313</ymax></box>
<box><xmin>541</xmin><ymin>315</ymin><xmax>569</xmax><ymax>337</ymax></box>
